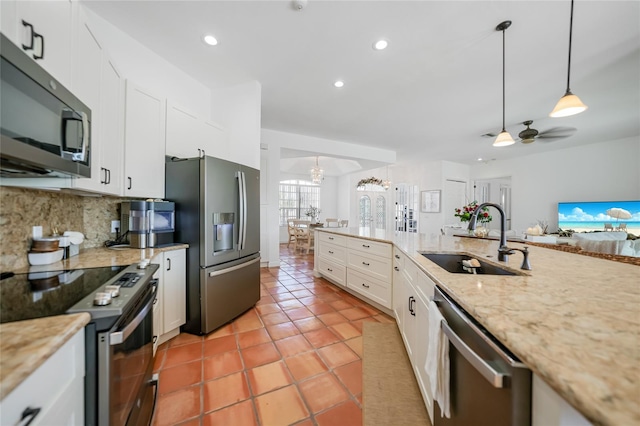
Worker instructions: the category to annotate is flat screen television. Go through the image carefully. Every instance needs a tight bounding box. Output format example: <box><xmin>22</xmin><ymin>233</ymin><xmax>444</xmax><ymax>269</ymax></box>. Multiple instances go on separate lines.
<box><xmin>558</xmin><ymin>200</ymin><xmax>640</xmax><ymax>234</ymax></box>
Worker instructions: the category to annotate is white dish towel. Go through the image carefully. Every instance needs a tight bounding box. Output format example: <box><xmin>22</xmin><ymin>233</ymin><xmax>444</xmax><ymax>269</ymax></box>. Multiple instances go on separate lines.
<box><xmin>425</xmin><ymin>300</ymin><xmax>450</xmax><ymax>418</ymax></box>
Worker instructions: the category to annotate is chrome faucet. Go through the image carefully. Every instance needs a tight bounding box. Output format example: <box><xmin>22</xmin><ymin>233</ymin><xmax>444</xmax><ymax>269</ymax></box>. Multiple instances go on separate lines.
<box><xmin>468</xmin><ymin>202</ymin><xmax>511</xmax><ymax>262</ymax></box>
<box><xmin>468</xmin><ymin>202</ymin><xmax>532</xmax><ymax>270</ymax></box>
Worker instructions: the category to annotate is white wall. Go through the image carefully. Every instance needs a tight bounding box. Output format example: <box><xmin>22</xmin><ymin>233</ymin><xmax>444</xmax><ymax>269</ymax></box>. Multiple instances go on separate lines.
<box><xmin>470</xmin><ymin>136</ymin><xmax>640</xmax><ymax>234</ymax></box>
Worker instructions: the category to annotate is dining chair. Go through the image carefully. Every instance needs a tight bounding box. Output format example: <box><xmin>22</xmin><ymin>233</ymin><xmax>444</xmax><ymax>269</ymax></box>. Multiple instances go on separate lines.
<box><xmin>294</xmin><ymin>227</ymin><xmax>314</xmax><ymax>254</ymax></box>
<box><xmin>339</xmin><ymin>220</ymin><xmax>349</xmax><ymax>227</ymax></box>
<box><xmin>286</xmin><ymin>220</ymin><xmax>297</xmax><ymax>247</ymax></box>
<box><xmin>325</xmin><ymin>218</ymin><xmax>339</xmax><ymax>227</ymax></box>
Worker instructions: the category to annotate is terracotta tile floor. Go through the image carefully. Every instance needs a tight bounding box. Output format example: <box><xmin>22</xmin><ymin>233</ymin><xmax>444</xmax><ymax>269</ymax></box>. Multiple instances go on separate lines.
<box><xmin>152</xmin><ymin>245</ymin><xmax>393</xmax><ymax>426</ymax></box>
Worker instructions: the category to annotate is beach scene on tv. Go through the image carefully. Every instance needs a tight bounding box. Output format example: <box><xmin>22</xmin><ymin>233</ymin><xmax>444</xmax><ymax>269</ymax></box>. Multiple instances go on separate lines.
<box><xmin>558</xmin><ymin>200</ymin><xmax>640</xmax><ymax>235</ymax></box>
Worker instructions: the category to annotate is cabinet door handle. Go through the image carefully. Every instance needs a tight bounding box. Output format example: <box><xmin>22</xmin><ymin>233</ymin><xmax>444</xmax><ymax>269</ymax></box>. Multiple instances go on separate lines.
<box><xmin>198</xmin><ymin>148</ymin><xmax>201</xmax><ymax>157</ymax></box>
<box><xmin>21</xmin><ymin>20</ymin><xmax>34</xmax><ymax>51</ymax></box>
<box><xmin>362</xmin><ymin>244</ymin><xmax>370</xmax><ymax>248</ymax></box>
<box><xmin>327</xmin><ymin>268</ymin><xmax>333</xmax><ymax>272</ymax></box>
<box><xmin>100</xmin><ymin>167</ymin><xmax>106</xmax><ymax>184</ymax></box>
<box><xmin>18</xmin><ymin>406</ymin><xmax>41</xmax><ymax>426</ymax></box>
<box><xmin>362</xmin><ymin>261</ymin><xmax>370</xmax><ymax>266</ymax></box>
<box><xmin>166</xmin><ymin>258</ymin><xmax>171</xmax><ymax>271</ymax></box>
<box><xmin>328</xmin><ymin>236</ymin><xmax>334</xmax><ymax>240</ymax></box>
<box><xmin>394</xmin><ymin>266</ymin><xmax>400</xmax><ymax>271</ymax></box>
<box><xmin>409</xmin><ymin>296</ymin><xmax>416</xmax><ymax>316</ymax></box>
<box><xmin>361</xmin><ymin>283</ymin><xmax>370</xmax><ymax>289</ymax></box>
<box><xmin>328</xmin><ymin>250</ymin><xmax>334</xmax><ymax>254</ymax></box>
<box><xmin>153</xmin><ymin>335</ymin><xmax>158</xmax><ymax>344</ymax></box>
<box><xmin>32</xmin><ymin>32</ymin><xmax>44</xmax><ymax>60</ymax></box>
<box><xmin>395</xmin><ymin>254</ymin><xmax>400</xmax><ymax>259</ymax></box>
<box><xmin>127</xmin><ymin>177</ymin><xmax>132</xmax><ymax>190</ymax></box>
<box><xmin>201</xmin><ymin>149</ymin><xmax>205</xmax><ymax>157</ymax></box>
<box><xmin>106</xmin><ymin>169</ymin><xmax>111</xmax><ymax>185</ymax></box>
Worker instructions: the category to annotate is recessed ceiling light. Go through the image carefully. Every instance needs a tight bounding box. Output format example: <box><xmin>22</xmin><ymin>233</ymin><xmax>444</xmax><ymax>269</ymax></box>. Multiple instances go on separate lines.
<box><xmin>203</xmin><ymin>35</ymin><xmax>218</xmax><ymax>46</ymax></box>
<box><xmin>334</xmin><ymin>80</ymin><xmax>344</xmax><ymax>88</ymax></box>
<box><xmin>373</xmin><ymin>39</ymin><xmax>388</xmax><ymax>50</ymax></box>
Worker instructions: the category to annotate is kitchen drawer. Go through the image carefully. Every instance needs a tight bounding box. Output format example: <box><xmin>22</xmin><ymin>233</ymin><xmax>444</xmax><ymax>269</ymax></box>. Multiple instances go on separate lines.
<box><xmin>348</xmin><ymin>250</ymin><xmax>391</xmax><ymax>282</ymax></box>
<box><xmin>404</xmin><ymin>255</ymin><xmax>419</xmax><ymax>283</ymax></box>
<box><xmin>318</xmin><ymin>232</ymin><xmax>347</xmax><ymax>247</ymax></box>
<box><xmin>415</xmin><ymin>269</ymin><xmax>435</xmax><ymax>302</ymax></box>
<box><xmin>318</xmin><ymin>241</ymin><xmax>347</xmax><ymax>265</ymax></box>
<box><xmin>347</xmin><ymin>269</ymin><xmax>391</xmax><ymax>308</ymax></box>
<box><xmin>347</xmin><ymin>237</ymin><xmax>391</xmax><ymax>258</ymax></box>
<box><xmin>318</xmin><ymin>257</ymin><xmax>346</xmax><ymax>287</ymax></box>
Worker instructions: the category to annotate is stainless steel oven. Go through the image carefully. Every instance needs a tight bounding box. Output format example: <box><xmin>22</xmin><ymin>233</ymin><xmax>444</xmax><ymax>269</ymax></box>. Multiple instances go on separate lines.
<box><xmin>433</xmin><ymin>286</ymin><xmax>531</xmax><ymax>426</ymax></box>
<box><xmin>97</xmin><ymin>281</ymin><xmax>157</xmax><ymax>426</ymax></box>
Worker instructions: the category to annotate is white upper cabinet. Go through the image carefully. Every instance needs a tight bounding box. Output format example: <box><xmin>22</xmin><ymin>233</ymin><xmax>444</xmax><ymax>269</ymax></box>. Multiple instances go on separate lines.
<box><xmin>98</xmin><ymin>57</ymin><xmax>124</xmax><ymax>195</ymax></box>
<box><xmin>166</xmin><ymin>102</ymin><xmax>201</xmax><ymax>159</ymax></box>
<box><xmin>123</xmin><ymin>81</ymin><xmax>166</xmax><ymax>199</ymax></box>
<box><xmin>1</xmin><ymin>0</ymin><xmax>75</xmax><ymax>87</ymax></box>
<box><xmin>166</xmin><ymin>101</ymin><xmax>228</xmax><ymax>160</ymax></box>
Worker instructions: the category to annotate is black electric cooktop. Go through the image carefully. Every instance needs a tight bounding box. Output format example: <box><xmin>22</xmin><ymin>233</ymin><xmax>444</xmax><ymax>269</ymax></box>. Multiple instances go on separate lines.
<box><xmin>0</xmin><ymin>265</ymin><xmax>127</xmax><ymax>324</ymax></box>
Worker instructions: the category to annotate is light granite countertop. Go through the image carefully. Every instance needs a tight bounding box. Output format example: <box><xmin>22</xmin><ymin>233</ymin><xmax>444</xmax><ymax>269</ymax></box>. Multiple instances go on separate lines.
<box><xmin>0</xmin><ymin>244</ymin><xmax>188</xmax><ymax>401</ymax></box>
<box><xmin>315</xmin><ymin>227</ymin><xmax>639</xmax><ymax>426</ymax></box>
<box><xmin>0</xmin><ymin>313</ymin><xmax>90</xmax><ymax>400</ymax></box>
<box><xmin>5</xmin><ymin>243</ymin><xmax>189</xmax><ymax>275</ymax></box>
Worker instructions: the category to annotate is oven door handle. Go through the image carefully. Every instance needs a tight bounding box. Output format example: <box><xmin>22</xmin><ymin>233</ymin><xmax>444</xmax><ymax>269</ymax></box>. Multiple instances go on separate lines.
<box><xmin>441</xmin><ymin>321</ymin><xmax>507</xmax><ymax>388</ymax></box>
<box><xmin>109</xmin><ymin>286</ymin><xmax>156</xmax><ymax>345</ymax></box>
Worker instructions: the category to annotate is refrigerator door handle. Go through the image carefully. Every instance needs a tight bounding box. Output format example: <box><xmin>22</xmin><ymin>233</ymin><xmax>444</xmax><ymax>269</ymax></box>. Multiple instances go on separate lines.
<box><xmin>237</xmin><ymin>171</ymin><xmax>245</xmax><ymax>250</ymax></box>
<box><xmin>208</xmin><ymin>256</ymin><xmax>260</xmax><ymax>277</ymax></box>
<box><xmin>241</xmin><ymin>171</ymin><xmax>248</xmax><ymax>250</ymax></box>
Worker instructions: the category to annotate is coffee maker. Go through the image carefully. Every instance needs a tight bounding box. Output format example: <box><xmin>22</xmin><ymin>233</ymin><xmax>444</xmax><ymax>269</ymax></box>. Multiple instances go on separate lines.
<box><xmin>120</xmin><ymin>201</ymin><xmax>175</xmax><ymax>248</ymax></box>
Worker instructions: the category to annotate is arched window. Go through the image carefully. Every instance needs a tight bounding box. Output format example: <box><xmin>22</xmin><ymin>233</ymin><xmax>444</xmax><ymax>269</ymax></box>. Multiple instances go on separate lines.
<box><xmin>278</xmin><ymin>180</ymin><xmax>321</xmax><ymax>225</ymax></box>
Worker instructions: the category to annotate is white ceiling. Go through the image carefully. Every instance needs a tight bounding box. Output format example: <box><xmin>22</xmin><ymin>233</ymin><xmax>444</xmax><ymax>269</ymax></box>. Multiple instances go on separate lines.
<box><xmin>84</xmin><ymin>0</ymin><xmax>640</xmax><ymax>175</ymax></box>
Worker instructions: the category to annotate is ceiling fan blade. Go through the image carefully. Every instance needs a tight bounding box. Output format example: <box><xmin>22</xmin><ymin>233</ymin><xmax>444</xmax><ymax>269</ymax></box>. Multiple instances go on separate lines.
<box><xmin>537</xmin><ymin>127</ymin><xmax>577</xmax><ymax>137</ymax></box>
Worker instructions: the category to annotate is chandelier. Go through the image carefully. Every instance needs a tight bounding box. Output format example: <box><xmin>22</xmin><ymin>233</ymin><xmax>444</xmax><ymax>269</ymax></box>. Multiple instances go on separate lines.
<box><xmin>310</xmin><ymin>156</ymin><xmax>324</xmax><ymax>184</ymax></box>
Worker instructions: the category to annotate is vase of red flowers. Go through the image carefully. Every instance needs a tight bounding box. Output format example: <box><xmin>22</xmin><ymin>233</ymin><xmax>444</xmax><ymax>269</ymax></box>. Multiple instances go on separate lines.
<box><xmin>454</xmin><ymin>201</ymin><xmax>492</xmax><ymax>224</ymax></box>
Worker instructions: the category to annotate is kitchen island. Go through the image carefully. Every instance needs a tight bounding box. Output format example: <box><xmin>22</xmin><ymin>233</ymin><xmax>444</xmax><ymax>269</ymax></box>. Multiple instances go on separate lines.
<box><xmin>314</xmin><ymin>227</ymin><xmax>639</xmax><ymax>426</ymax></box>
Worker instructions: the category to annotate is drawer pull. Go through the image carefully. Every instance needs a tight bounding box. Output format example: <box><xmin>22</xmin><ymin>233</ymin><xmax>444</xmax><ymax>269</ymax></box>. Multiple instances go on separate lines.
<box><xmin>327</xmin><ymin>268</ymin><xmax>333</xmax><ymax>272</ymax></box>
<box><xmin>328</xmin><ymin>250</ymin><xmax>334</xmax><ymax>254</ymax></box>
<box><xmin>329</xmin><ymin>236</ymin><xmax>334</xmax><ymax>240</ymax></box>
<box><xmin>362</xmin><ymin>244</ymin><xmax>370</xmax><ymax>248</ymax></box>
<box><xmin>19</xmin><ymin>406</ymin><xmax>41</xmax><ymax>426</ymax></box>
<box><xmin>395</xmin><ymin>254</ymin><xmax>400</xmax><ymax>259</ymax></box>
<box><xmin>394</xmin><ymin>266</ymin><xmax>400</xmax><ymax>271</ymax></box>
<box><xmin>362</xmin><ymin>261</ymin><xmax>370</xmax><ymax>266</ymax></box>
<box><xmin>362</xmin><ymin>283</ymin><xmax>370</xmax><ymax>289</ymax></box>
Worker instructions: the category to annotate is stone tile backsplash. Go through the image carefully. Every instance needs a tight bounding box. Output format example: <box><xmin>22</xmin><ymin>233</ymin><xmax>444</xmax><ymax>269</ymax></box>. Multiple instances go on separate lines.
<box><xmin>0</xmin><ymin>186</ymin><xmax>122</xmax><ymax>270</ymax></box>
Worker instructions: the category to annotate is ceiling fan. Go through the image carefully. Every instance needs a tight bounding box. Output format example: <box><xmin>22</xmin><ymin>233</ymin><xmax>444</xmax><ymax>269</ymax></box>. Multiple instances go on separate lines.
<box><xmin>482</xmin><ymin>120</ymin><xmax>576</xmax><ymax>144</ymax></box>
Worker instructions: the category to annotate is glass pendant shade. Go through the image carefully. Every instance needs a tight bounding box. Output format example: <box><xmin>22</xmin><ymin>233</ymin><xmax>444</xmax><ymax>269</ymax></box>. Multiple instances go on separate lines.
<box><xmin>493</xmin><ymin>130</ymin><xmax>515</xmax><ymax>147</ymax></box>
<box><xmin>310</xmin><ymin>157</ymin><xmax>323</xmax><ymax>184</ymax></box>
<box><xmin>549</xmin><ymin>92</ymin><xmax>588</xmax><ymax>117</ymax></box>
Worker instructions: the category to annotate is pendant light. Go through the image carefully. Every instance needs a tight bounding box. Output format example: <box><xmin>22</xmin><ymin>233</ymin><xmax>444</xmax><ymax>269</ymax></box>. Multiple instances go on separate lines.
<box><xmin>382</xmin><ymin>165</ymin><xmax>391</xmax><ymax>190</ymax></box>
<box><xmin>310</xmin><ymin>156</ymin><xmax>324</xmax><ymax>184</ymax></box>
<box><xmin>493</xmin><ymin>21</ymin><xmax>515</xmax><ymax>147</ymax></box>
<box><xmin>550</xmin><ymin>0</ymin><xmax>588</xmax><ymax>117</ymax></box>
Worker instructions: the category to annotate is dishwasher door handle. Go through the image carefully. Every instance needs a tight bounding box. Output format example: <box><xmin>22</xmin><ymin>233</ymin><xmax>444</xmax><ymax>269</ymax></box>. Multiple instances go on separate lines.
<box><xmin>441</xmin><ymin>321</ymin><xmax>507</xmax><ymax>388</ymax></box>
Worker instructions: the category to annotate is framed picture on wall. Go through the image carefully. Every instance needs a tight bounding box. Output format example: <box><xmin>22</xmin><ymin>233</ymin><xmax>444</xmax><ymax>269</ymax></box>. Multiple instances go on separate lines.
<box><xmin>421</xmin><ymin>190</ymin><xmax>441</xmax><ymax>213</ymax></box>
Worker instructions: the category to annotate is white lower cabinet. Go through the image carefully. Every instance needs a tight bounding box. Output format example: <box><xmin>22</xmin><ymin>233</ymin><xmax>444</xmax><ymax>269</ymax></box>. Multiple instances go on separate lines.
<box><xmin>393</xmin><ymin>248</ymin><xmax>435</xmax><ymax>424</ymax></box>
<box><xmin>317</xmin><ymin>232</ymin><xmax>347</xmax><ymax>287</ymax></box>
<box><xmin>532</xmin><ymin>374</ymin><xmax>592</xmax><ymax>426</ymax></box>
<box><xmin>152</xmin><ymin>249</ymin><xmax>187</xmax><ymax>347</ymax></box>
<box><xmin>0</xmin><ymin>328</ymin><xmax>84</xmax><ymax>425</ymax></box>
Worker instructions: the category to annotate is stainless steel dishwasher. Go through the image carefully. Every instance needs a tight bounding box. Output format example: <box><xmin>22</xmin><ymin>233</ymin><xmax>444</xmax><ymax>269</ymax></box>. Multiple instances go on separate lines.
<box><xmin>433</xmin><ymin>286</ymin><xmax>531</xmax><ymax>426</ymax></box>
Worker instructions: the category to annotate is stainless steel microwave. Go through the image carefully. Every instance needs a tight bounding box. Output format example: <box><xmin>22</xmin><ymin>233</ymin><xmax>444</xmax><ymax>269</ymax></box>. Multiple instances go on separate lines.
<box><xmin>0</xmin><ymin>33</ymin><xmax>91</xmax><ymax>178</ymax></box>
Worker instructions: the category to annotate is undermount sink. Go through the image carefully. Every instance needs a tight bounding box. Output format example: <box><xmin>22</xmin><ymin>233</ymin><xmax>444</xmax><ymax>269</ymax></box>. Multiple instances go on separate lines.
<box><xmin>419</xmin><ymin>252</ymin><xmax>520</xmax><ymax>275</ymax></box>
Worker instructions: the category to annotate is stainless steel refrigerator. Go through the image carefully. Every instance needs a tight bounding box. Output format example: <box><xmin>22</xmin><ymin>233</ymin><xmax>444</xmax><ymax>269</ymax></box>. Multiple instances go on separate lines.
<box><xmin>166</xmin><ymin>156</ymin><xmax>260</xmax><ymax>335</ymax></box>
